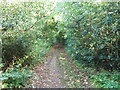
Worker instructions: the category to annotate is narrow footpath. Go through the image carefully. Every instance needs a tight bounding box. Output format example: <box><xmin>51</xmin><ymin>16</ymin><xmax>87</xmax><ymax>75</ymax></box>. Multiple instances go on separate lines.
<box><xmin>30</xmin><ymin>44</ymin><xmax>66</xmax><ymax>88</ymax></box>
<box><xmin>29</xmin><ymin>44</ymin><xmax>91</xmax><ymax>88</ymax></box>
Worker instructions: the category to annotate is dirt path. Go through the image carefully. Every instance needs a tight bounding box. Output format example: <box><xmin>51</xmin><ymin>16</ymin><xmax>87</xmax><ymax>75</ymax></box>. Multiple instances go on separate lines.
<box><xmin>30</xmin><ymin>45</ymin><xmax>66</xmax><ymax>88</ymax></box>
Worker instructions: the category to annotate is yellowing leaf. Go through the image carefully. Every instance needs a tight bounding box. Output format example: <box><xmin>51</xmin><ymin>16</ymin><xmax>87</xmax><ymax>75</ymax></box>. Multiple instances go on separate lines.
<box><xmin>76</xmin><ymin>80</ymin><xmax>80</xmax><ymax>83</ymax></box>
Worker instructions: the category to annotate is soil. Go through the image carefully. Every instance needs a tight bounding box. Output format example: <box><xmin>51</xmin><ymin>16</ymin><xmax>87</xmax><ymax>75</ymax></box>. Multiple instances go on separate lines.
<box><xmin>29</xmin><ymin>44</ymin><xmax>91</xmax><ymax>88</ymax></box>
<box><xmin>29</xmin><ymin>44</ymin><xmax>66</xmax><ymax>88</ymax></box>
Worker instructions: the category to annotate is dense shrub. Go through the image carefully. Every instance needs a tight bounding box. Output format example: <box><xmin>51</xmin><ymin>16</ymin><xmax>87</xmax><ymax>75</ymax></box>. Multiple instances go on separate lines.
<box><xmin>1</xmin><ymin>1</ymin><xmax>54</xmax><ymax>88</ymax></box>
<box><xmin>1</xmin><ymin>1</ymin><xmax>55</xmax><ymax>69</ymax></box>
<box><xmin>56</xmin><ymin>2</ymin><xmax>119</xmax><ymax>71</ymax></box>
<box><xmin>1</xmin><ymin>1</ymin><xmax>119</xmax><ymax>88</ymax></box>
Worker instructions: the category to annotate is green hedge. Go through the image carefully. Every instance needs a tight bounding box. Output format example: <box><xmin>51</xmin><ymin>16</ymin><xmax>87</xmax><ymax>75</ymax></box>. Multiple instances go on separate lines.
<box><xmin>57</xmin><ymin>2</ymin><xmax>119</xmax><ymax>71</ymax></box>
<box><xmin>1</xmin><ymin>2</ymin><xmax>54</xmax><ymax>88</ymax></box>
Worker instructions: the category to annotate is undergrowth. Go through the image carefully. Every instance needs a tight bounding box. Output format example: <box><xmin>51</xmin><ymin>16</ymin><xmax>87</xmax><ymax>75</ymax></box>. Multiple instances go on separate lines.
<box><xmin>58</xmin><ymin>53</ymin><xmax>119</xmax><ymax>88</ymax></box>
<box><xmin>1</xmin><ymin>35</ymin><xmax>51</xmax><ymax>88</ymax></box>
<box><xmin>58</xmin><ymin>53</ymin><xmax>82</xmax><ymax>88</ymax></box>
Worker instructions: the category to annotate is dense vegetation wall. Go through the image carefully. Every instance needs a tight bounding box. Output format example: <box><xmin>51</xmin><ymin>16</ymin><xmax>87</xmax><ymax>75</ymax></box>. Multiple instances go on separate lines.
<box><xmin>56</xmin><ymin>2</ymin><xmax>120</xmax><ymax>71</ymax></box>
<box><xmin>1</xmin><ymin>2</ymin><xmax>56</xmax><ymax>88</ymax></box>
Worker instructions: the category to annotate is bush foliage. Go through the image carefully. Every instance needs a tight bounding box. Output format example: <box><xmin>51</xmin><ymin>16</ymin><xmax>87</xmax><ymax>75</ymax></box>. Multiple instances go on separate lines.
<box><xmin>1</xmin><ymin>2</ymin><xmax>54</xmax><ymax>88</ymax></box>
<box><xmin>56</xmin><ymin>2</ymin><xmax>119</xmax><ymax>71</ymax></box>
<box><xmin>1</xmin><ymin>1</ymin><xmax>119</xmax><ymax>88</ymax></box>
